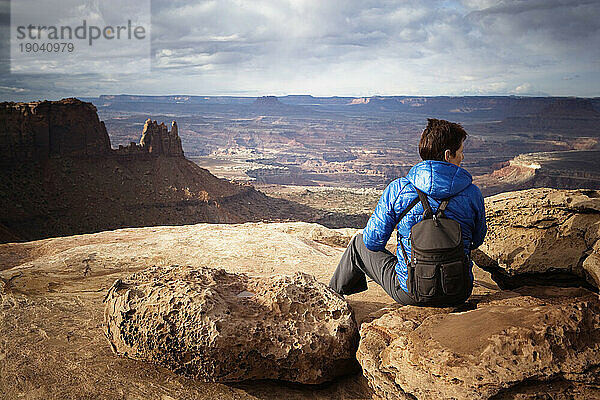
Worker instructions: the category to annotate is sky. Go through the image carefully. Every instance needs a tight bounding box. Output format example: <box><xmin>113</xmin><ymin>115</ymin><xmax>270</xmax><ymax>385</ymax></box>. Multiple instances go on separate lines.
<box><xmin>0</xmin><ymin>0</ymin><xmax>599</xmax><ymax>101</ymax></box>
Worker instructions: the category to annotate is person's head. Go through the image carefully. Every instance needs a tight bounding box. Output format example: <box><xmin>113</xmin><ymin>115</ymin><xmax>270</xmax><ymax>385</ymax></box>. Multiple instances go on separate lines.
<box><xmin>418</xmin><ymin>118</ymin><xmax>467</xmax><ymax>166</ymax></box>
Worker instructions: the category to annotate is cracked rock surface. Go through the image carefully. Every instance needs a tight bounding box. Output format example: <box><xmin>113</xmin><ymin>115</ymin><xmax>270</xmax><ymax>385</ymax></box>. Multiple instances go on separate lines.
<box><xmin>357</xmin><ymin>286</ymin><xmax>600</xmax><ymax>400</ymax></box>
<box><xmin>472</xmin><ymin>188</ymin><xmax>600</xmax><ymax>290</ymax></box>
<box><xmin>103</xmin><ymin>265</ymin><xmax>358</xmax><ymax>384</ymax></box>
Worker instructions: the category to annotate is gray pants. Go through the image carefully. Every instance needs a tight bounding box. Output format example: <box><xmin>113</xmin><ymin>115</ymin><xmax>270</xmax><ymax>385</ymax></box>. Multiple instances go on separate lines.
<box><xmin>329</xmin><ymin>233</ymin><xmax>417</xmax><ymax>305</ymax></box>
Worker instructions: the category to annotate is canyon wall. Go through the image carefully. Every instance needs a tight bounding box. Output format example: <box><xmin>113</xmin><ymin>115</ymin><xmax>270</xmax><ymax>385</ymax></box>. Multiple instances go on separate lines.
<box><xmin>0</xmin><ymin>98</ymin><xmax>354</xmax><ymax>243</ymax></box>
<box><xmin>0</xmin><ymin>98</ymin><xmax>184</xmax><ymax>164</ymax></box>
<box><xmin>0</xmin><ymin>98</ymin><xmax>111</xmax><ymax>162</ymax></box>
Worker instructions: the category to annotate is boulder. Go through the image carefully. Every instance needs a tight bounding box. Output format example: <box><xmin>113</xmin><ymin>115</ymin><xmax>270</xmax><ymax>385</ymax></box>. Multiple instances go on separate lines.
<box><xmin>472</xmin><ymin>188</ymin><xmax>600</xmax><ymax>290</ymax></box>
<box><xmin>357</xmin><ymin>286</ymin><xmax>600</xmax><ymax>400</ymax></box>
<box><xmin>103</xmin><ymin>265</ymin><xmax>359</xmax><ymax>384</ymax></box>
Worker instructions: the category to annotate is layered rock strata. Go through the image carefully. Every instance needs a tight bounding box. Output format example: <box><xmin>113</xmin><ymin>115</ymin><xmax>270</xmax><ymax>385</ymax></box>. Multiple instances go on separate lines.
<box><xmin>103</xmin><ymin>265</ymin><xmax>359</xmax><ymax>384</ymax></box>
<box><xmin>0</xmin><ymin>98</ymin><xmax>111</xmax><ymax>161</ymax></box>
<box><xmin>139</xmin><ymin>119</ymin><xmax>184</xmax><ymax>156</ymax></box>
<box><xmin>357</xmin><ymin>286</ymin><xmax>600</xmax><ymax>400</ymax></box>
<box><xmin>471</xmin><ymin>188</ymin><xmax>600</xmax><ymax>290</ymax></box>
<box><xmin>0</xmin><ymin>98</ymin><xmax>185</xmax><ymax>162</ymax></box>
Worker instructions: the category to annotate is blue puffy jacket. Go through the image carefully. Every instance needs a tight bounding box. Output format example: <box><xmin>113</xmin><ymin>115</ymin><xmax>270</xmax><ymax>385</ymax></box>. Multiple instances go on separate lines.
<box><xmin>363</xmin><ymin>160</ymin><xmax>487</xmax><ymax>293</ymax></box>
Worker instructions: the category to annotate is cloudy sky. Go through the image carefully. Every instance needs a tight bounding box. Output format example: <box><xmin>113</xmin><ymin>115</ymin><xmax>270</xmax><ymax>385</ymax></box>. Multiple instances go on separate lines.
<box><xmin>1</xmin><ymin>0</ymin><xmax>599</xmax><ymax>101</ymax></box>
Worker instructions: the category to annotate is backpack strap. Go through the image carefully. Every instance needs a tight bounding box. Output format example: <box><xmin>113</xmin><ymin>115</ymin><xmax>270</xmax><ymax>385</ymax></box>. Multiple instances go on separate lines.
<box><xmin>399</xmin><ymin>238</ymin><xmax>411</xmax><ymax>267</ymax></box>
<box><xmin>396</xmin><ymin>196</ymin><xmax>420</xmax><ymax>266</ymax></box>
<box><xmin>415</xmin><ymin>188</ymin><xmax>433</xmax><ymax>218</ymax></box>
<box><xmin>397</xmin><ymin>196</ymin><xmax>420</xmax><ymax>223</ymax></box>
<box><xmin>437</xmin><ymin>199</ymin><xmax>449</xmax><ymax>216</ymax></box>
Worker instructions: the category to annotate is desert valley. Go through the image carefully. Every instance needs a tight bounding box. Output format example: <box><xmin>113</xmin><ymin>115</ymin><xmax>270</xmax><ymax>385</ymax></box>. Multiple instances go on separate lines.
<box><xmin>1</xmin><ymin>96</ymin><xmax>600</xmax><ymax>399</ymax></box>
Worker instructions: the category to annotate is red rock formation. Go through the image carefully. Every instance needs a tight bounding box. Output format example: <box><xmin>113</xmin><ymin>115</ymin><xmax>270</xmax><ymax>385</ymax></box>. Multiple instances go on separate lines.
<box><xmin>0</xmin><ymin>98</ymin><xmax>111</xmax><ymax>162</ymax></box>
<box><xmin>0</xmin><ymin>97</ymin><xmax>373</xmax><ymax>243</ymax></box>
<box><xmin>139</xmin><ymin>119</ymin><xmax>183</xmax><ymax>156</ymax></box>
<box><xmin>0</xmin><ymin>99</ymin><xmax>185</xmax><ymax>163</ymax></box>
<box><xmin>540</xmin><ymin>97</ymin><xmax>599</xmax><ymax>118</ymax></box>
<box><xmin>474</xmin><ymin>150</ymin><xmax>600</xmax><ymax>196</ymax></box>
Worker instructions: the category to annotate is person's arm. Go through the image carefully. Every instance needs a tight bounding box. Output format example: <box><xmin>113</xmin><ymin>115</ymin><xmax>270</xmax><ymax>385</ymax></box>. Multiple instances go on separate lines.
<box><xmin>363</xmin><ymin>179</ymin><xmax>403</xmax><ymax>251</ymax></box>
<box><xmin>471</xmin><ymin>186</ymin><xmax>487</xmax><ymax>250</ymax></box>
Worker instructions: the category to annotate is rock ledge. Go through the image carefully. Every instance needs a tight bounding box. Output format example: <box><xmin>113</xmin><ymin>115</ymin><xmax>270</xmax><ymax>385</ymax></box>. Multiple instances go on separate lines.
<box><xmin>357</xmin><ymin>286</ymin><xmax>600</xmax><ymax>400</ymax></box>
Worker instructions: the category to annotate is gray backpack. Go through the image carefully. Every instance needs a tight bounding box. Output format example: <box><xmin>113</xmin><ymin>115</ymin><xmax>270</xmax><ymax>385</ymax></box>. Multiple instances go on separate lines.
<box><xmin>397</xmin><ymin>188</ymin><xmax>471</xmax><ymax>305</ymax></box>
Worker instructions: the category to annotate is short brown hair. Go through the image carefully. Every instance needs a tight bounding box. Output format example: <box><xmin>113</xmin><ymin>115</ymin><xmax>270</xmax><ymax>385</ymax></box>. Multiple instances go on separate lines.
<box><xmin>418</xmin><ymin>118</ymin><xmax>467</xmax><ymax>161</ymax></box>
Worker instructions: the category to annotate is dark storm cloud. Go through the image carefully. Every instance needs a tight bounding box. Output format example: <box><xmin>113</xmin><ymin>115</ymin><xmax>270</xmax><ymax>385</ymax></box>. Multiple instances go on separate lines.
<box><xmin>462</xmin><ymin>0</ymin><xmax>600</xmax><ymax>83</ymax></box>
<box><xmin>0</xmin><ymin>0</ymin><xmax>598</xmax><ymax>100</ymax></box>
<box><xmin>469</xmin><ymin>0</ymin><xmax>598</xmax><ymax>18</ymax></box>
<box><xmin>468</xmin><ymin>0</ymin><xmax>600</xmax><ymax>43</ymax></box>
<box><xmin>150</xmin><ymin>0</ymin><xmax>441</xmax><ymax>65</ymax></box>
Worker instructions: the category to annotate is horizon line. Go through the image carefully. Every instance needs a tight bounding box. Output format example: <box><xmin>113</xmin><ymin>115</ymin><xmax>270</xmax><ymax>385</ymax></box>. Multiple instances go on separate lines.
<box><xmin>3</xmin><ymin>93</ymin><xmax>600</xmax><ymax>103</ymax></box>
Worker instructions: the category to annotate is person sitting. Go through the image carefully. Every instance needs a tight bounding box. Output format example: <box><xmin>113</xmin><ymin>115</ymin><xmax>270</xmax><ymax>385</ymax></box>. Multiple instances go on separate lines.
<box><xmin>329</xmin><ymin>118</ymin><xmax>487</xmax><ymax>306</ymax></box>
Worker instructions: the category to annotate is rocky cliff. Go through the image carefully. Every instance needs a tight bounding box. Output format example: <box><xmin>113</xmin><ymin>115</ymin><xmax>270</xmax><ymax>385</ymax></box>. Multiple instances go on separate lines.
<box><xmin>498</xmin><ymin>97</ymin><xmax>600</xmax><ymax>134</ymax></box>
<box><xmin>0</xmin><ymin>98</ymin><xmax>185</xmax><ymax>162</ymax></box>
<box><xmin>346</xmin><ymin>95</ymin><xmax>571</xmax><ymax>118</ymax></box>
<box><xmin>0</xmin><ymin>98</ymin><xmax>111</xmax><ymax>162</ymax></box>
<box><xmin>253</xmin><ymin>95</ymin><xmax>282</xmax><ymax>106</ymax></box>
<box><xmin>139</xmin><ymin>119</ymin><xmax>184</xmax><ymax>156</ymax></box>
<box><xmin>0</xmin><ymin>98</ymin><xmax>354</xmax><ymax>243</ymax></box>
<box><xmin>474</xmin><ymin>150</ymin><xmax>600</xmax><ymax>196</ymax></box>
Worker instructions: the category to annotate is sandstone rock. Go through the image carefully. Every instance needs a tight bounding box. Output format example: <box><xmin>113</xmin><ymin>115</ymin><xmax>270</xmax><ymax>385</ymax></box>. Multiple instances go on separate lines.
<box><xmin>0</xmin><ymin>98</ymin><xmax>111</xmax><ymax>162</ymax></box>
<box><xmin>139</xmin><ymin>118</ymin><xmax>184</xmax><ymax>157</ymax></box>
<box><xmin>357</xmin><ymin>286</ymin><xmax>600</xmax><ymax>400</ymax></box>
<box><xmin>281</xmin><ymin>223</ymin><xmax>359</xmax><ymax>248</ymax></box>
<box><xmin>472</xmin><ymin>188</ymin><xmax>600</xmax><ymax>290</ymax></box>
<box><xmin>103</xmin><ymin>265</ymin><xmax>359</xmax><ymax>384</ymax></box>
<box><xmin>1</xmin><ymin>222</ymin><xmax>380</xmax><ymax>399</ymax></box>
<box><xmin>0</xmin><ymin>97</ymin><xmax>185</xmax><ymax>164</ymax></box>
<box><xmin>169</xmin><ymin>121</ymin><xmax>182</xmax><ymax>156</ymax></box>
